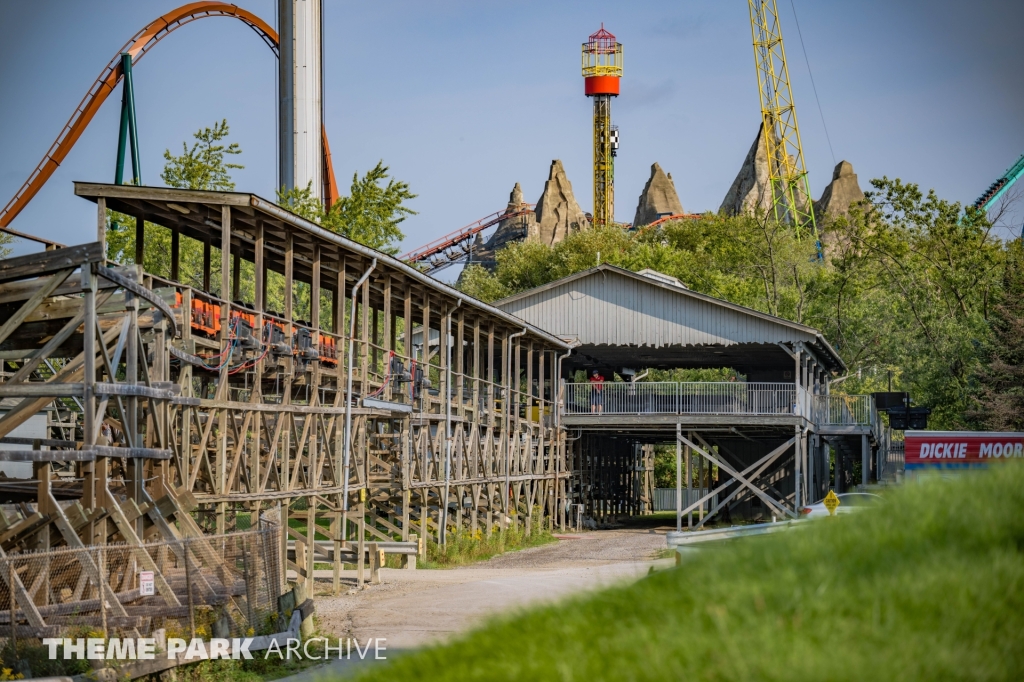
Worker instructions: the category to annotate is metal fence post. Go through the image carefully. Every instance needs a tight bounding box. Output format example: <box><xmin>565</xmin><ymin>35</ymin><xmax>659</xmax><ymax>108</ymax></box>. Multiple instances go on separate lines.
<box><xmin>97</xmin><ymin>546</ymin><xmax>107</xmax><ymax>637</ymax></box>
<box><xmin>184</xmin><ymin>537</ymin><xmax>195</xmax><ymax>639</ymax></box>
<box><xmin>9</xmin><ymin>558</ymin><xmax>16</xmax><ymax>662</ymax></box>
<box><xmin>242</xmin><ymin>535</ymin><xmax>254</xmax><ymax>629</ymax></box>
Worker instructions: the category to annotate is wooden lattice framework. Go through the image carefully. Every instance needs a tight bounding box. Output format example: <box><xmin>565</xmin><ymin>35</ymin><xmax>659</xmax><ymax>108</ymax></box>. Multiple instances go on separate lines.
<box><xmin>0</xmin><ymin>183</ymin><xmax>570</xmax><ymax>606</ymax></box>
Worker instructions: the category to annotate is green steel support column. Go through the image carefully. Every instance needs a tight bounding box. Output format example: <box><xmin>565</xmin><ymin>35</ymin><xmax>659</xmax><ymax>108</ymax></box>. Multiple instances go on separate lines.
<box><xmin>115</xmin><ymin>53</ymin><xmax>141</xmax><ymax>185</ymax></box>
<box><xmin>124</xmin><ymin>54</ymin><xmax>141</xmax><ymax>184</ymax></box>
<box><xmin>114</xmin><ymin>55</ymin><xmax>130</xmax><ymax>185</ymax></box>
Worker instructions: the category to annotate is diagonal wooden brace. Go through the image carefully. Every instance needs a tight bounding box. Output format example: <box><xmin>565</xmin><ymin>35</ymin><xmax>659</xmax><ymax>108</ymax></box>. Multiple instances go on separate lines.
<box><xmin>695</xmin><ymin>436</ymin><xmax>796</xmax><ymax>529</ymax></box>
<box><xmin>47</xmin><ymin>494</ymin><xmax>130</xmax><ymax>619</ymax></box>
<box><xmin>679</xmin><ymin>434</ymin><xmax>795</xmax><ymax>519</ymax></box>
<box><xmin>102</xmin><ymin>487</ymin><xmax>181</xmax><ymax>607</ymax></box>
<box><xmin>0</xmin><ymin>268</ymin><xmax>74</xmax><ymax>348</ymax></box>
<box><xmin>0</xmin><ymin>546</ymin><xmax>46</xmax><ymax>627</ymax></box>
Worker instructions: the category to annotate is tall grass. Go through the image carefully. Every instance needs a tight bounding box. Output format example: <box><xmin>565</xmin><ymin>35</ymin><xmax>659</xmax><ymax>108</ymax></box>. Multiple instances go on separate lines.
<box><xmin>352</xmin><ymin>464</ymin><xmax>1024</xmax><ymax>681</ymax></box>
<box><xmin>426</xmin><ymin>512</ymin><xmax>554</xmax><ymax>568</ymax></box>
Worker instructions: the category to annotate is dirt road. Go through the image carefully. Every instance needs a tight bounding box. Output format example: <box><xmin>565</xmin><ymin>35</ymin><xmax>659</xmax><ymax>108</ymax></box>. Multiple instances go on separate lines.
<box><xmin>316</xmin><ymin>528</ymin><xmax>669</xmax><ymax>648</ymax></box>
<box><xmin>307</xmin><ymin>528</ymin><xmax>663</xmax><ymax>647</ymax></box>
<box><xmin>284</xmin><ymin>529</ymin><xmax>670</xmax><ymax>679</ymax></box>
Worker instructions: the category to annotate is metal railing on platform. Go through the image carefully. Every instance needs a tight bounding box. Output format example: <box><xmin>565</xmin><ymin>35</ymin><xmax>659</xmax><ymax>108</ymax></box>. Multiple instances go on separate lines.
<box><xmin>562</xmin><ymin>381</ymin><xmax>798</xmax><ymax>416</ymax></box>
<box><xmin>812</xmin><ymin>394</ymin><xmax>871</xmax><ymax>425</ymax></box>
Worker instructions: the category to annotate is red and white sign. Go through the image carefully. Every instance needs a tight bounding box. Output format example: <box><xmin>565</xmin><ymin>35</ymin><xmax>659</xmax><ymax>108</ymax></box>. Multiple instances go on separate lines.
<box><xmin>904</xmin><ymin>430</ymin><xmax>1024</xmax><ymax>469</ymax></box>
<box><xmin>139</xmin><ymin>570</ymin><xmax>155</xmax><ymax>596</ymax></box>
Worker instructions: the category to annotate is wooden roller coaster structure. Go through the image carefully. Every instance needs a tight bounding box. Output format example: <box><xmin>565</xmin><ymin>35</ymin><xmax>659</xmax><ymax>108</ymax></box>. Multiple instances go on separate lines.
<box><xmin>0</xmin><ymin>183</ymin><xmax>570</xmax><ymax>635</ymax></box>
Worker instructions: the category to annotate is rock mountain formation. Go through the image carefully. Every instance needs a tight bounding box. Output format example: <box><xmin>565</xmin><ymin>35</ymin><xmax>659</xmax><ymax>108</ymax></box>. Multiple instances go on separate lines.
<box><xmin>471</xmin><ymin>160</ymin><xmax>589</xmax><ymax>267</ymax></box>
<box><xmin>813</xmin><ymin>160</ymin><xmax>865</xmax><ymax>218</ymax></box>
<box><xmin>633</xmin><ymin>162</ymin><xmax>685</xmax><ymax>227</ymax></box>
<box><xmin>720</xmin><ymin>123</ymin><xmax>864</xmax><ymax>219</ymax></box>
<box><xmin>466</xmin><ymin>129</ymin><xmax>862</xmax><ymax>271</ymax></box>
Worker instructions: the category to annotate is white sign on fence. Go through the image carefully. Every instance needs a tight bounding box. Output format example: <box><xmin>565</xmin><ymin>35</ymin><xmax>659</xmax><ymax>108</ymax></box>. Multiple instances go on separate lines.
<box><xmin>139</xmin><ymin>570</ymin><xmax>155</xmax><ymax>596</ymax></box>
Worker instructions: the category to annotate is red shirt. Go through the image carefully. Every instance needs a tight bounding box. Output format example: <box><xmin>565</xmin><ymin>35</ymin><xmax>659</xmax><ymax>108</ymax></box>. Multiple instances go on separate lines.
<box><xmin>589</xmin><ymin>374</ymin><xmax>605</xmax><ymax>391</ymax></box>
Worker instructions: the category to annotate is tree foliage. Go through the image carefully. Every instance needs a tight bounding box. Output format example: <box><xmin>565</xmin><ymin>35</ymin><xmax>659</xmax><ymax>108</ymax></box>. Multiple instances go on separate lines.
<box><xmin>277</xmin><ymin>161</ymin><xmax>416</xmax><ymax>254</ymax></box>
<box><xmin>160</xmin><ymin>119</ymin><xmax>243</xmax><ymax>191</ymax></box>
<box><xmin>458</xmin><ymin>178</ymin><xmax>1017</xmax><ymax>429</ymax></box>
<box><xmin>107</xmin><ymin>121</ymin><xmax>244</xmax><ymax>301</ymax></box>
<box><xmin>970</xmin><ymin>241</ymin><xmax>1024</xmax><ymax>429</ymax></box>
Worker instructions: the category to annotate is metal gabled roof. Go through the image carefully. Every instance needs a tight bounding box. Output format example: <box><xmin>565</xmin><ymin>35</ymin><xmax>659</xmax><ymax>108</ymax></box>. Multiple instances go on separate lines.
<box><xmin>495</xmin><ymin>264</ymin><xmax>845</xmax><ymax>372</ymax></box>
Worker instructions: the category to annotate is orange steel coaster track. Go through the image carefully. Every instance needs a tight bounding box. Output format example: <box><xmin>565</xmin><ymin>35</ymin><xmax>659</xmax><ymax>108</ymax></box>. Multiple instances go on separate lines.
<box><xmin>0</xmin><ymin>2</ymin><xmax>340</xmax><ymax>237</ymax></box>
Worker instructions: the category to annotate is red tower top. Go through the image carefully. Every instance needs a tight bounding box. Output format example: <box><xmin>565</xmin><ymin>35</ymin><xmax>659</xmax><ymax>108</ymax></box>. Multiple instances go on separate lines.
<box><xmin>586</xmin><ymin>25</ymin><xmax>618</xmax><ymax>54</ymax></box>
<box><xmin>582</xmin><ymin>24</ymin><xmax>623</xmax><ymax>96</ymax></box>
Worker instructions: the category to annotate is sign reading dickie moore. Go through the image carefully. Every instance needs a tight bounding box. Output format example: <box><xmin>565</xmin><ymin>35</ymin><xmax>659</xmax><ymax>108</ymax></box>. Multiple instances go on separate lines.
<box><xmin>904</xmin><ymin>430</ymin><xmax>1024</xmax><ymax>470</ymax></box>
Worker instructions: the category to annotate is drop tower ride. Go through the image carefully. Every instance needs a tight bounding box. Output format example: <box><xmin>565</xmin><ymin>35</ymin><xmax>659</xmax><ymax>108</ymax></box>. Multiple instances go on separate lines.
<box><xmin>582</xmin><ymin>25</ymin><xmax>622</xmax><ymax>227</ymax></box>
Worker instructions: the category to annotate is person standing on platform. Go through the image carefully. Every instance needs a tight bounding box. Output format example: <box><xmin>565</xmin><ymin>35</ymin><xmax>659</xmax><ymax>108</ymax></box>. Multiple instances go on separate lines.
<box><xmin>589</xmin><ymin>369</ymin><xmax>605</xmax><ymax>414</ymax></box>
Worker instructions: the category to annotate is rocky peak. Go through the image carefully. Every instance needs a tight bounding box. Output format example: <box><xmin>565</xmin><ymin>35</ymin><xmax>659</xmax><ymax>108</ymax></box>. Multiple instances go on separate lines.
<box><xmin>633</xmin><ymin>162</ymin><xmax>685</xmax><ymax>226</ymax></box>
<box><xmin>534</xmin><ymin>160</ymin><xmax>589</xmax><ymax>245</ymax></box>
<box><xmin>719</xmin><ymin>124</ymin><xmax>773</xmax><ymax>216</ymax></box>
<box><xmin>507</xmin><ymin>182</ymin><xmax>526</xmax><ymax>211</ymax></box>
<box><xmin>814</xmin><ymin>160</ymin><xmax>865</xmax><ymax>218</ymax></box>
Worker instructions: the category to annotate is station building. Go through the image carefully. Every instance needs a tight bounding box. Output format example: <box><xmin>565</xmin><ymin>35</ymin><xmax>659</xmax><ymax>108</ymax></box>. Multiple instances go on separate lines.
<box><xmin>496</xmin><ymin>264</ymin><xmax>886</xmax><ymax>526</ymax></box>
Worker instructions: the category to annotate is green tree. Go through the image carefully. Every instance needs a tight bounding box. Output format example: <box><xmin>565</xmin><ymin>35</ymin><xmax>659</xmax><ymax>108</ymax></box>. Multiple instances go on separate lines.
<box><xmin>456</xmin><ymin>215</ymin><xmax>818</xmax><ymax>318</ymax></box>
<box><xmin>277</xmin><ymin>161</ymin><xmax>416</xmax><ymax>255</ymax></box>
<box><xmin>457</xmin><ymin>177</ymin><xmax>1013</xmax><ymax>428</ymax></box>
<box><xmin>160</xmin><ymin>119</ymin><xmax>243</xmax><ymax>191</ymax></box>
<box><xmin>106</xmin><ymin>120</ymin><xmax>244</xmax><ymax>299</ymax></box>
<box><xmin>970</xmin><ymin>240</ymin><xmax>1024</xmax><ymax>429</ymax></box>
<box><xmin>825</xmin><ymin>178</ymin><xmax>1004</xmax><ymax>426</ymax></box>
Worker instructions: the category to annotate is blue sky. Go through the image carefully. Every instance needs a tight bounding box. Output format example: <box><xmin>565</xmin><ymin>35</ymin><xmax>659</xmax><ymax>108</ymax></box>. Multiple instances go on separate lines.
<box><xmin>1</xmin><ymin>0</ymin><xmax>1022</xmax><ymax>273</ymax></box>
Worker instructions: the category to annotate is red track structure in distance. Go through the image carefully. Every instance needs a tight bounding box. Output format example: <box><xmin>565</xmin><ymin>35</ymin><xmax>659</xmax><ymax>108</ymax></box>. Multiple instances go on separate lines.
<box><xmin>621</xmin><ymin>213</ymin><xmax>702</xmax><ymax>233</ymax></box>
<box><xmin>402</xmin><ymin>205</ymin><xmax>535</xmax><ymax>270</ymax></box>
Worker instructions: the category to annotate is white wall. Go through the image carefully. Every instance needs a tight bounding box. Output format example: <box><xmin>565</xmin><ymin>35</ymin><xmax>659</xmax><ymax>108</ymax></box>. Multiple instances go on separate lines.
<box><xmin>0</xmin><ymin>413</ymin><xmax>47</xmax><ymax>479</ymax></box>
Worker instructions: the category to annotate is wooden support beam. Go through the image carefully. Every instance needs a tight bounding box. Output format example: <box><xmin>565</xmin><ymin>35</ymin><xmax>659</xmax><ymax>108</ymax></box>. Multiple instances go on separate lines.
<box><xmin>202</xmin><ymin>237</ymin><xmax>211</xmax><ymax>293</ymax></box>
<box><xmin>255</xmin><ymin>220</ymin><xmax>265</xmax><ymax>312</ymax></box>
<box><xmin>311</xmin><ymin>245</ymin><xmax>321</xmax><ymax>331</ymax></box>
<box><xmin>171</xmin><ymin>224</ymin><xmax>180</xmax><ymax>282</ymax></box>
<box><xmin>0</xmin><ymin>242</ymin><xmax>103</xmax><ymax>284</ymax></box>
<box><xmin>284</xmin><ymin>232</ymin><xmax>293</xmax><ymax>321</ymax></box>
<box><xmin>97</xmin><ymin>197</ymin><xmax>107</xmax><ymax>247</ymax></box>
<box><xmin>135</xmin><ymin>215</ymin><xmax>145</xmax><ymax>267</ymax></box>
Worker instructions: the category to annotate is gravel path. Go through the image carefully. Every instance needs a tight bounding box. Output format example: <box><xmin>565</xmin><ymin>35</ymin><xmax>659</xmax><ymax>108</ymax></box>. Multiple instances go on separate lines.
<box><xmin>477</xmin><ymin>529</ymin><xmax>668</xmax><ymax>569</ymax></box>
<box><xmin>309</xmin><ymin>529</ymin><xmax>667</xmax><ymax>644</ymax></box>
<box><xmin>282</xmin><ymin>529</ymin><xmax>670</xmax><ymax>680</ymax></box>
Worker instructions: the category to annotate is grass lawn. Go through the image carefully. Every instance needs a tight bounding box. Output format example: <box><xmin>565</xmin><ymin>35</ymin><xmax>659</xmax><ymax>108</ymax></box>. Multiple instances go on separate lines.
<box><xmin>349</xmin><ymin>464</ymin><xmax>1024</xmax><ymax>681</ymax></box>
<box><xmin>287</xmin><ymin>516</ymin><xmax>332</xmax><ymax>541</ymax></box>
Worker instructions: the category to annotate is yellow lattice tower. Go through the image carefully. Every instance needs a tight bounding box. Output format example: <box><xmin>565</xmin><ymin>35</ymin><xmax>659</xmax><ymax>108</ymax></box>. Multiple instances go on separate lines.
<box><xmin>582</xmin><ymin>25</ymin><xmax>622</xmax><ymax>227</ymax></box>
<box><xmin>748</xmin><ymin>1</ymin><xmax>818</xmax><ymax>240</ymax></box>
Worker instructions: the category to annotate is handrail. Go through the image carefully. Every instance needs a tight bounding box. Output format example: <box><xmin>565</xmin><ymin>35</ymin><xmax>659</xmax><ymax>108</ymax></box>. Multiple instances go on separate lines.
<box><xmin>562</xmin><ymin>381</ymin><xmax>798</xmax><ymax>416</ymax></box>
<box><xmin>812</xmin><ymin>394</ymin><xmax>871</xmax><ymax>425</ymax></box>
<box><xmin>559</xmin><ymin>382</ymin><xmax>880</xmax><ymax>427</ymax></box>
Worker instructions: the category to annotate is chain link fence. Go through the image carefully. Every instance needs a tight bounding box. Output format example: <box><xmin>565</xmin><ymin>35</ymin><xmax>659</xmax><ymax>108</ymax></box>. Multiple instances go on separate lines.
<box><xmin>0</xmin><ymin>527</ymin><xmax>282</xmax><ymax>640</ymax></box>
